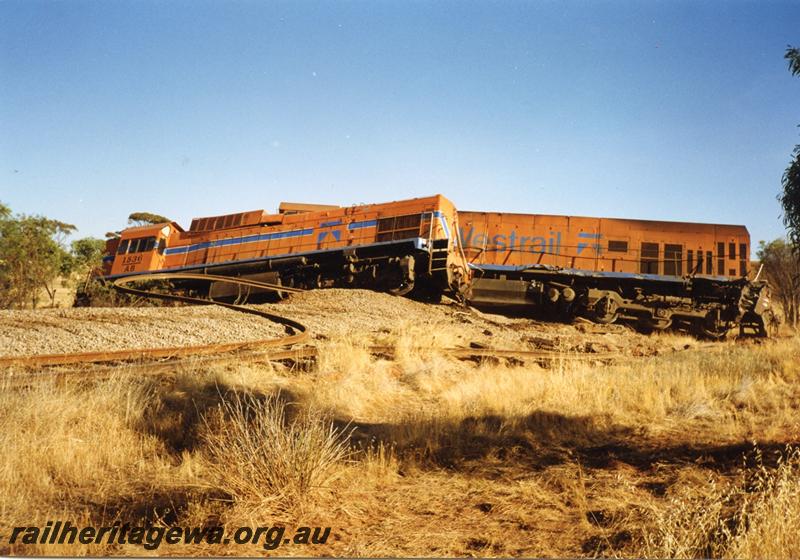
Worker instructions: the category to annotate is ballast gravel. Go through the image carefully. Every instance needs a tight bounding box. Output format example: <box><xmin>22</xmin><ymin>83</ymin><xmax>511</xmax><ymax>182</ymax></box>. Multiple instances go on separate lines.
<box><xmin>254</xmin><ymin>289</ymin><xmax>695</xmax><ymax>356</ymax></box>
<box><xmin>0</xmin><ymin>306</ymin><xmax>287</xmax><ymax>357</ymax></box>
<box><xmin>0</xmin><ymin>288</ymin><xmax>700</xmax><ymax>358</ymax></box>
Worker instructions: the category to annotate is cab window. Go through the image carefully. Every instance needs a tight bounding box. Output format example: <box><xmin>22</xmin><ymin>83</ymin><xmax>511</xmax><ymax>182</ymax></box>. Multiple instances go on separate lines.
<box><xmin>119</xmin><ymin>236</ymin><xmax>157</xmax><ymax>254</ymax></box>
<box><xmin>142</xmin><ymin>237</ymin><xmax>156</xmax><ymax>252</ymax></box>
<box><xmin>128</xmin><ymin>239</ymin><xmax>142</xmax><ymax>254</ymax></box>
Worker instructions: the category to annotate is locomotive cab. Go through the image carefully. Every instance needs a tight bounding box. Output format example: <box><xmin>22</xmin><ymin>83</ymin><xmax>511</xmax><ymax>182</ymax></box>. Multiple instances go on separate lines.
<box><xmin>108</xmin><ymin>223</ymin><xmax>175</xmax><ymax>276</ymax></box>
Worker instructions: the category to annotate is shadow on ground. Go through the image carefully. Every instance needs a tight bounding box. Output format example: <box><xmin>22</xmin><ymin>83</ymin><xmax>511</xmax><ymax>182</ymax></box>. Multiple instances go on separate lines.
<box><xmin>340</xmin><ymin>411</ymin><xmax>794</xmax><ymax>476</ymax></box>
<box><xmin>138</xmin><ymin>375</ymin><xmax>303</xmax><ymax>453</ymax></box>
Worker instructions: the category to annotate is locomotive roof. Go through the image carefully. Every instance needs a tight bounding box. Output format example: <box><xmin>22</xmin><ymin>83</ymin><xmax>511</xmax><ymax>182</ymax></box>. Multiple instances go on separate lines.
<box><xmin>460</xmin><ymin>210</ymin><xmax>748</xmax><ymax>232</ymax></box>
<box><xmin>120</xmin><ymin>222</ymin><xmax>182</xmax><ymax>235</ymax></box>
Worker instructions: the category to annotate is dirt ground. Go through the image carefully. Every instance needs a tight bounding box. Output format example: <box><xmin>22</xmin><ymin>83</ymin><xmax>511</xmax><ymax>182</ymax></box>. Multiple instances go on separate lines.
<box><xmin>1</xmin><ymin>288</ymin><xmax>797</xmax><ymax>558</ymax></box>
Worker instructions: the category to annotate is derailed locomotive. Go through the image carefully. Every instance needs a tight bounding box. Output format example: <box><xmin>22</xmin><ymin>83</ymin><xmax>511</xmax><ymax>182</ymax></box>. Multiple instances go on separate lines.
<box><xmin>100</xmin><ymin>195</ymin><xmax>470</xmax><ymax>303</ymax></box>
<box><xmin>94</xmin><ymin>195</ymin><xmax>771</xmax><ymax>338</ymax></box>
<box><xmin>459</xmin><ymin>211</ymin><xmax>771</xmax><ymax>337</ymax></box>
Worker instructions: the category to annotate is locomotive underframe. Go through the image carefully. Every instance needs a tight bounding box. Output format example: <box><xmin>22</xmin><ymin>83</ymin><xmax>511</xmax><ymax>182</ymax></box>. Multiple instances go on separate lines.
<box><xmin>467</xmin><ymin>265</ymin><xmax>769</xmax><ymax>338</ymax></box>
<box><xmin>94</xmin><ymin>238</ymin><xmax>769</xmax><ymax>338</ymax></box>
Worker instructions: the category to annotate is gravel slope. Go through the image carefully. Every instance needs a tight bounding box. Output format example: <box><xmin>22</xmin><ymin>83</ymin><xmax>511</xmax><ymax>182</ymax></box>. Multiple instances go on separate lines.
<box><xmin>0</xmin><ymin>306</ymin><xmax>287</xmax><ymax>356</ymax></box>
<box><xmin>256</xmin><ymin>289</ymin><xmax>698</xmax><ymax>356</ymax></box>
<box><xmin>0</xmin><ymin>289</ymin><xmax>700</xmax><ymax>358</ymax></box>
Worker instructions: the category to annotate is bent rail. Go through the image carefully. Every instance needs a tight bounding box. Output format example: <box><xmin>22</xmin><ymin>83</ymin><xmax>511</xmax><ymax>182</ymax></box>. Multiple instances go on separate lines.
<box><xmin>0</xmin><ymin>273</ymin><xmax>309</xmax><ymax>368</ymax></box>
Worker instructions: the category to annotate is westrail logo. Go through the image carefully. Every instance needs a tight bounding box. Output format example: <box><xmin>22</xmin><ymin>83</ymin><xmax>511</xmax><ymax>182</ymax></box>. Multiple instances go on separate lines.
<box><xmin>459</xmin><ymin>227</ymin><xmax>603</xmax><ymax>256</ymax></box>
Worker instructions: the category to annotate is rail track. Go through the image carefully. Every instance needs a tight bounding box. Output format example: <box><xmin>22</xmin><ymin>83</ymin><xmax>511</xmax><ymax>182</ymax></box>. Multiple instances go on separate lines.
<box><xmin>0</xmin><ymin>274</ymin><xmax>309</xmax><ymax>369</ymax></box>
<box><xmin>0</xmin><ymin>272</ymin><xmax>729</xmax><ymax>385</ymax></box>
<box><xmin>3</xmin><ymin>342</ymin><xmax>711</xmax><ymax>389</ymax></box>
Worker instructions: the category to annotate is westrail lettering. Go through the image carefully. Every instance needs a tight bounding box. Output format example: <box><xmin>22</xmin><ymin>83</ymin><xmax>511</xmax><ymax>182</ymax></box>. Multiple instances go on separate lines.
<box><xmin>460</xmin><ymin>226</ymin><xmax>563</xmax><ymax>255</ymax></box>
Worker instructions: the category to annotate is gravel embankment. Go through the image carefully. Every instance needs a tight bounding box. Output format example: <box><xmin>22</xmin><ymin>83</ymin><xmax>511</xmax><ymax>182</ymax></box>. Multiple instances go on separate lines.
<box><xmin>0</xmin><ymin>288</ymin><xmax>700</xmax><ymax>358</ymax></box>
<box><xmin>256</xmin><ymin>289</ymin><xmax>695</xmax><ymax>356</ymax></box>
<box><xmin>0</xmin><ymin>306</ymin><xmax>287</xmax><ymax>356</ymax></box>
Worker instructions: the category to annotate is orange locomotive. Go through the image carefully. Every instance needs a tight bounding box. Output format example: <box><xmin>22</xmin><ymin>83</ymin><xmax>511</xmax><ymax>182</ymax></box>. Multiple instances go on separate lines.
<box><xmin>459</xmin><ymin>212</ymin><xmax>750</xmax><ymax>279</ymax></box>
<box><xmin>457</xmin><ymin>211</ymin><xmax>768</xmax><ymax>337</ymax></box>
<box><xmin>96</xmin><ymin>195</ymin><xmax>770</xmax><ymax>337</ymax></box>
<box><xmin>100</xmin><ymin>195</ymin><xmax>470</xmax><ymax>301</ymax></box>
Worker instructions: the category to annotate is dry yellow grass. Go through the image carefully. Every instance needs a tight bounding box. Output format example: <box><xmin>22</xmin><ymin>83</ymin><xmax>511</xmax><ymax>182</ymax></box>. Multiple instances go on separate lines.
<box><xmin>202</xmin><ymin>390</ymin><xmax>352</xmax><ymax>513</ymax></box>
<box><xmin>641</xmin><ymin>447</ymin><xmax>800</xmax><ymax>559</ymax></box>
<box><xmin>1</xmin><ymin>320</ymin><xmax>798</xmax><ymax>557</ymax></box>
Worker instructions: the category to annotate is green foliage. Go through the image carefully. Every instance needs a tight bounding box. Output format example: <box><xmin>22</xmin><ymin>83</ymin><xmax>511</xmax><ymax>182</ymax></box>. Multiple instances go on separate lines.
<box><xmin>0</xmin><ymin>204</ymin><xmax>75</xmax><ymax>309</ymax></box>
<box><xmin>70</xmin><ymin>237</ymin><xmax>105</xmax><ymax>270</ymax></box>
<box><xmin>128</xmin><ymin>212</ymin><xmax>170</xmax><ymax>226</ymax></box>
<box><xmin>786</xmin><ymin>45</ymin><xmax>800</xmax><ymax>76</ymax></box>
<box><xmin>58</xmin><ymin>236</ymin><xmax>107</xmax><ymax>281</ymax></box>
<box><xmin>781</xmin><ymin>46</ymin><xmax>800</xmax><ymax>246</ymax></box>
<box><xmin>757</xmin><ymin>238</ymin><xmax>800</xmax><ymax>328</ymax></box>
<box><xmin>781</xmin><ymin>147</ymin><xmax>800</xmax><ymax>247</ymax></box>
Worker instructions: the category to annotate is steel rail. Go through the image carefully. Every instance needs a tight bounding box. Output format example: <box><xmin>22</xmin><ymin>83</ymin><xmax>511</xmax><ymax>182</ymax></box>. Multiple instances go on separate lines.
<box><xmin>0</xmin><ymin>273</ymin><xmax>309</xmax><ymax>368</ymax></box>
<box><xmin>3</xmin><ymin>341</ymin><xmax>724</xmax><ymax>389</ymax></box>
<box><xmin>0</xmin><ymin>271</ymin><xmax>728</xmax><ymax>374</ymax></box>
<box><xmin>2</xmin><ymin>347</ymin><xmax>319</xmax><ymax>388</ymax></box>
<box><xmin>0</xmin><ymin>334</ymin><xmax>736</xmax><ymax>388</ymax></box>
<box><xmin>0</xmin><ymin>345</ymin><xmax>630</xmax><ymax>388</ymax></box>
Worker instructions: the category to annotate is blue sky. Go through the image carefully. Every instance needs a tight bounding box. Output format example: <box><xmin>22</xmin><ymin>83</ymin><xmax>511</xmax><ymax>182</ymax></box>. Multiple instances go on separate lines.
<box><xmin>1</xmin><ymin>1</ymin><xmax>798</xmax><ymax>253</ymax></box>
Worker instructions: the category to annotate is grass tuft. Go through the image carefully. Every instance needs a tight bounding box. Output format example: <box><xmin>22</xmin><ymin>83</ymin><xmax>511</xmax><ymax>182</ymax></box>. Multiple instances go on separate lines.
<box><xmin>201</xmin><ymin>390</ymin><xmax>352</xmax><ymax>512</ymax></box>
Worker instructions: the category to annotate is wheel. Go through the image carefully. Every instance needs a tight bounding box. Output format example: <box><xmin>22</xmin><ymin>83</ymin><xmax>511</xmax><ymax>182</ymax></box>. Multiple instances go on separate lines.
<box><xmin>695</xmin><ymin>311</ymin><xmax>729</xmax><ymax>340</ymax></box>
<box><xmin>388</xmin><ymin>281</ymin><xmax>415</xmax><ymax>297</ymax></box>
<box><xmin>648</xmin><ymin>318</ymin><xmax>672</xmax><ymax>330</ymax></box>
<box><xmin>699</xmin><ymin>324</ymin><xmax>728</xmax><ymax>340</ymax></box>
<box><xmin>592</xmin><ymin>296</ymin><xmax>620</xmax><ymax>324</ymax></box>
